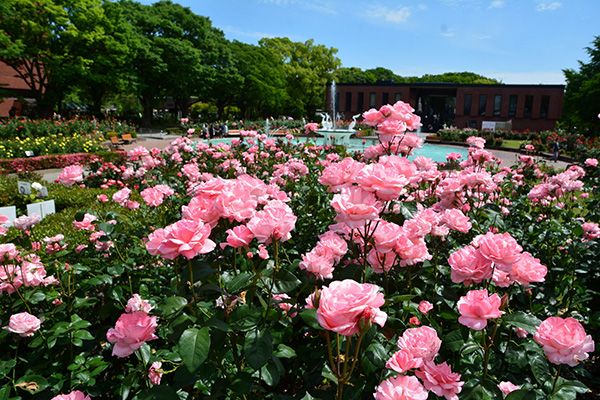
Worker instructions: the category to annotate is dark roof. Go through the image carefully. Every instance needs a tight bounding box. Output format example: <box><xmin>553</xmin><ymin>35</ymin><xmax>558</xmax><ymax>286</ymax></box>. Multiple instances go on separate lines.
<box><xmin>333</xmin><ymin>82</ymin><xmax>565</xmax><ymax>89</ymax></box>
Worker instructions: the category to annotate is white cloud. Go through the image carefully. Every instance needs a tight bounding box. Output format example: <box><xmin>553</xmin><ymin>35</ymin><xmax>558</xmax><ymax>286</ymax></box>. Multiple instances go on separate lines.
<box><xmin>489</xmin><ymin>0</ymin><xmax>505</xmax><ymax>8</ymax></box>
<box><xmin>259</xmin><ymin>0</ymin><xmax>336</xmax><ymax>14</ymax></box>
<box><xmin>221</xmin><ymin>26</ymin><xmax>277</xmax><ymax>40</ymax></box>
<box><xmin>366</xmin><ymin>5</ymin><xmax>411</xmax><ymax>24</ymax></box>
<box><xmin>485</xmin><ymin>71</ymin><xmax>565</xmax><ymax>84</ymax></box>
<box><xmin>536</xmin><ymin>1</ymin><xmax>561</xmax><ymax>11</ymax></box>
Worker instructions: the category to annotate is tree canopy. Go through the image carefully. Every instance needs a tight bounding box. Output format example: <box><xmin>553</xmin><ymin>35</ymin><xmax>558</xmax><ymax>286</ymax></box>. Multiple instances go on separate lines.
<box><xmin>0</xmin><ymin>0</ymin><xmax>505</xmax><ymax>123</ymax></box>
<box><xmin>563</xmin><ymin>36</ymin><xmax>600</xmax><ymax>132</ymax></box>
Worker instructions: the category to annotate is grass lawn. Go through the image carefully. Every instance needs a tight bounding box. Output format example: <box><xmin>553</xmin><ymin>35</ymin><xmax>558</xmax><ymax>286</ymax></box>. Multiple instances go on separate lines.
<box><xmin>501</xmin><ymin>139</ymin><xmax>526</xmax><ymax>149</ymax></box>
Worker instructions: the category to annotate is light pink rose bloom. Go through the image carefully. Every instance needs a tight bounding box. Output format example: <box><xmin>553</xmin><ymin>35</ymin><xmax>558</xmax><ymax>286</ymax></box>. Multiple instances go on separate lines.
<box><xmin>0</xmin><ymin>215</ymin><xmax>8</xmax><ymax>225</ymax></box>
<box><xmin>362</xmin><ymin>108</ymin><xmax>385</xmax><ymax>126</ymax></box>
<box><xmin>316</xmin><ymin>279</ymin><xmax>387</xmax><ymax>336</ymax></box>
<box><xmin>125</xmin><ymin>294</ymin><xmax>153</xmax><ymax>313</ymax></box>
<box><xmin>106</xmin><ymin>311</ymin><xmax>158</xmax><ymax>357</ymax></box>
<box><xmin>0</xmin><ymin>243</ymin><xmax>19</xmax><ymax>260</ymax></box>
<box><xmin>418</xmin><ymin>301</ymin><xmax>433</xmax><ymax>315</ymax></box>
<box><xmin>374</xmin><ymin>375</ymin><xmax>428</xmax><ymax>400</ymax></box>
<box><xmin>441</xmin><ymin>209</ymin><xmax>471</xmax><ymax>233</ymax></box>
<box><xmin>466</xmin><ymin>136</ymin><xmax>486</xmax><ymax>149</ymax></box>
<box><xmin>498</xmin><ymin>381</ymin><xmax>520</xmax><ymax>396</ymax></box>
<box><xmin>385</xmin><ymin>349</ymin><xmax>420</xmax><ymax>373</ymax></box>
<box><xmin>533</xmin><ymin>316</ymin><xmax>595</xmax><ymax>366</ymax></box>
<box><xmin>316</xmin><ymin>231</ymin><xmax>348</xmax><ymax>262</ymax></box>
<box><xmin>112</xmin><ymin>187</ymin><xmax>131</xmax><ymax>206</ymax></box>
<box><xmin>319</xmin><ymin>157</ymin><xmax>365</xmax><ymax>192</ymax></box>
<box><xmin>6</xmin><ymin>312</ymin><xmax>41</xmax><ymax>337</ymax></box>
<box><xmin>13</xmin><ymin>214</ymin><xmax>40</xmax><ymax>230</ymax></box>
<box><xmin>415</xmin><ymin>361</ymin><xmax>464</xmax><ymax>400</ymax></box>
<box><xmin>515</xmin><ymin>327</ymin><xmax>528</xmax><ymax>338</ymax></box>
<box><xmin>475</xmin><ymin>232</ymin><xmax>523</xmax><ymax>270</ymax></box>
<box><xmin>396</xmin><ymin>326</ymin><xmax>441</xmax><ymax>367</ymax></box>
<box><xmin>246</xmin><ymin>200</ymin><xmax>296</xmax><ymax>244</ymax></box>
<box><xmin>299</xmin><ymin>250</ymin><xmax>335</xmax><ymax>280</ymax></box>
<box><xmin>220</xmin><ymin>225</ymin><xmax>254</xmax><ymax>249</ymax></box>
<box><xmin>97</xmin><ymin>194</ymin><xmax>109</xmax><ymax>203</ymax></box>
<box><xmin>448</xmin><ymin>245</ymin><xmax>493</xmax><ymax>285</ymax></box>
<box><xmin>457</xmin><ymin>289</ymin><xmax>503</xmax><ymax>330</ymax></box>
<box><xmin>257</xmin><ymin>244</ymin><xmax>269</xmax><ymax>259</ymax></box>
<box><xmin>140</xmin><ymin>188</ymin><xmax>165</xmax><ymax>207</ymax></box>
<box><xmin>356</xmin><ymin>163</ymin><xmax>409</xmax><ymax>201</ymax></box>
<box><xmin>148</xmin><ymin>361</ymin><xmax>163</xmax><ymax>385</ymax></box>
<box><xmin>331</xmin><ymin>187</ymin><xmax>382</xmax><ymax>228</ymax></box>
<box><xmin>51</xmin><ymin>390</ymin><xmax>91</xmax><ymax>400</ymax></box>
<box><xmin>373</xmin><ymin>221</ymin><xmax>404</xmax><ymax>254</ymax></box>
<box><xmin>58</xmin><ymin>165</ymin><xmax>84</xmax><ymax>186</ymax></box>
<box><xmin>510</xmin><ymin>252</ymin><xmax>547</xmax><ymax>286</ymax></box>
<box><xmin>584</xmin><ymin>158</ymin><xmax>598</xmax><ymax>167</ymax></box>
<box><xmin>73</xmin><ymin>213</ymin><xmax>97</xmax><ymax>231</ymax></box>
<box><xmin>149</xmin><ymin>219</ymin><xmax>215</xmax><ymax>260</ymax></box>
<box><xmin>367</xmin><ymin>249</ymin><xmax>397</xmax><ymax>274</ymax></box>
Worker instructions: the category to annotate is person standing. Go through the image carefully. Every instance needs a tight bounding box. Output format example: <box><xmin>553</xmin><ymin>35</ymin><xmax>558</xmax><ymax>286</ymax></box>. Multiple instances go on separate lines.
<box><xmin>552</xmin><ymin>140</ymin><xmax>560</xmax><ymax>162</ymax></box>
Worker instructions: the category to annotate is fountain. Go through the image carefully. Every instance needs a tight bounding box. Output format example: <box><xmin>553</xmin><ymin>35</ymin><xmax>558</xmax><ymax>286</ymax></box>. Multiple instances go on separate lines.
<box><xmin>316</xmin><ymin>81</ymin><xmax>359</xmax><ymax>146</ymax></box>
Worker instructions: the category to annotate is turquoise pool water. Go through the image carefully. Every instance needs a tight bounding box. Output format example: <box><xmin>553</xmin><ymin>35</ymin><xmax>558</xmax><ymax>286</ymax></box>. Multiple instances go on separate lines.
<box><xmin>204</xmin><ymin>137</ymin><xmax>468</xmax><ymax>163</ymax></box>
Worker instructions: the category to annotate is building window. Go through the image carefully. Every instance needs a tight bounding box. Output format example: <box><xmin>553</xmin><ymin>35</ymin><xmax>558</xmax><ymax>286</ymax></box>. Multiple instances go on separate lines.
<box><xmin>508</xmin><ymin>95</ymin><xmax>518</xmax><ymax>117</ymax></box>
<box><xmin>369</xmin><ymin>92</ymin><xmax>377</xmax><ymax>108</ymax></box>
<box><xmin>345</xmin><ymin>92</ymin><xmax>352</xmax><ymax>112</ymax></box>
<box><xmin>524</xmin><ymin>95</ymin><xmax>533</xmax><ymax>118</ymax></box>
<box><xmin>394</xmin><ymin>93</ymin><xmax>402</xmax><ymax>102</ymax></box>
<box><xmin>493</xmin><ymin>95</ymin><xmax>502</xmax><ymax>116</ymax></box>
<box><xmin>478</xmin><ymin>95</ymin><xmax>487</xmax><ymax>116</ymax></box>
<box><xmin>382</xmin><ymin>92</ymin><xmax>389</xmax><ymax>105</ymax></box>
<box><xmin>540</xmin><ymin>95</ymin><xmax>550</xmax><ymax>118</ymax></box>
<box><xmin>463</xmin><ymin>94</ymin><xmax>473</xmax><ymax>116</ymax></box>
<box><xmin>357</xmin><ymin>92</ymin><xmax>364</xmax><ymax>111</ymax></box>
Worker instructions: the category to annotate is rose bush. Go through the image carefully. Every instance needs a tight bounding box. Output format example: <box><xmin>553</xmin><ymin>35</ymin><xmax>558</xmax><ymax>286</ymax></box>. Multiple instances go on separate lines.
<box><xmin>0</xmin><ymin>111</ymin><xmax>598</xmax><ymax>399</ymax></box>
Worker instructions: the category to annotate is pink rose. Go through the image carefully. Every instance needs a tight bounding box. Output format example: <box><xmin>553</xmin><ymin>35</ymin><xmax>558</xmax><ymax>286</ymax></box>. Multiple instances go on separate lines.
<box><xmin>299</xmin><ymin>250</ymin><xmax>336</xmax><ymax>280</ymax></box>
<box><xmin>448</xmin><ymin>245</ymin><xmax>493</xmax><ymax>285</ymax></box>
<box><xmin>106</xmin><ymin>311</ymin><xmax>158</xmax><ymax>357</ymax></box>
<box><xmin>58</xmin><ymin>165</ymin><xmax>84</xmax><ymax>186</ymax></box>
<box><xmin>386</xmin><ymin>349</ymin><xmax>420</xmax><ymax>373</ymax></box>
<box><xmin>498</xmin><ymin>381</ymin><xmax>520</xmax><ymax>396</ymax></box>
<box><xmin>331</xmin><ymin>186</ymin><xmax>382</xmax><ymax>228</ymax></box>
<box><xmin>125</xmin><ymin>294</ymin><xmax>153</xmax><ymax>313</ymax></box>
<box><xmin>362</xmin><ymin>108</ymin><xmax>385</xmax><ymax>126</ymax></box>
<box><xmin>112</xmin><ymin>187</ymin><xmax>131</xmax><ymax>206</ymax></box>
<box><xmin>316</xmin><ymin>279</ymin><xmax>387</xmax><ymax>336</ymax></box>
<box><xmin>415</xmin><ymin>361</ymin><xmax>464</xmax><ymax>400</ymax></box>
<box><xmin>533</xmin><ymin>316</ymin><xmax>594</xmax><ymax>366</ymax></box>
<box><xmin>51</xmin><ymin>390</ymin><xmax>91</xmax><ymax>400</ymax></box>
<box><xmin>0</xmin><ymin>243</ymin><xmax>19</xmax><ymax>260</ymax></box>
<box><xmin>97</xmin><ymin>194</ymin><xmax>109</xmax><ymax>203</ymax></box>
<box><xmin>246</xmin><ymin>200</ymin><xmax>296</xmax><ymax>244</ymax></box>
<box><xmin>220</xmin><ymin>225</ymin><xmax>254</xmax><ymax>249</ymax></box>
<box><xmin>475</xmin><ymin>232</ymin><xmax>523</xmax><ymax>270</ymax></box>
<box><xmin>73</xmin><ymin>213</ymin><xmax>97</xmax><ymax>231</ymax></box>
<box><xmin>584</xmin><ymin>158</ymin><xmax>598</xmax><ymax>167</ymax></box>
<box><xmin>146</xmin><ymin>219</ymin><xmax>215</xmax><ymax>260</ymax></box>
<box><xmin>141</xmin><ymin>188</ymin><xmax>165</xmax><ymax>207</ymax></box>
<box><xmin>441</xmin><ymin>209</ymin><xmax>471</xmax><ymax>233</ymax></box>
<box><xmin>6</xmin><ymin>312</ymin><xmax>41</xmax><ymax>337</ymax></box>
<box><xmin>418</xmin><ymin>300</ymin><xmax>433</xmax><ymax>315</ymax></box>
<box><xmin>356</xmin><ymin>163</ymin><xmax>408</xmax><ymax>201</ymax></box>
<box><xmin>374</xmin><ymin>375</ymin><xmax>428</xmax><ymax>400</ymax></box>
<box><xmin>457</xmin><ymin>289</ymin><xmax>503</xmax><ymax>330</ymax></box>
<box><xmin>396</xmin><ymin>326</ymin><xmax>441</xmax><ymax>367</ymax></box>
<box><xmin>510</xmin><ymin>252</ymin><xmax>547</xmax><ymax>286</ymax></box>
<box><xmin>466</xmin><ymin>136</ymin><xmax>486</xmax><ymax>149</ymax></box>
<box><xmin>148</xmin><ymin>361</ymin><xmax>163</xmax><ymax>385</ymax></box>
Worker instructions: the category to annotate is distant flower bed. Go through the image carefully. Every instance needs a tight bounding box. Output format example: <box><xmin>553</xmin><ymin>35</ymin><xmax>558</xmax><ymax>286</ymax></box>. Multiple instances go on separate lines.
<box><xmin>0</xmin><ymin>151</ymin><xmax>127</xmax><ymax>174</ymax></box>
<box><xmin>0</xmin><ymin>133</ymin><xmax>106</xmax><ymax>159</ymax></box>
<box><xmin>0</xmin><ymin>118</ymin><xmax>137</xmax><ymax>140</ymax></box>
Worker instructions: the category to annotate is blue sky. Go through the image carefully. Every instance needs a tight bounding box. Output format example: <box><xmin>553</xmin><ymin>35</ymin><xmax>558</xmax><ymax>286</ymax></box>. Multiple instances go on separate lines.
<box><xmin>144</xmin><ymin>0</ymin><xmax>599</xmax><ymax>84</ymax></box>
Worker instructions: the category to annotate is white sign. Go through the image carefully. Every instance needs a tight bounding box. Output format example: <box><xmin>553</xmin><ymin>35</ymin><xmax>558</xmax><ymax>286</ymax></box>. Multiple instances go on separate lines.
<box><xmin>26</xmin><ymin>200</ymin><xmax>55</xmax><ymax>219</ymax></box>
<box><xmin>481</xmin><ymin>121</ymin><xmax>496</xmax><ymax>131</ymax></box>
<box><xmin>0</xmin><ymin>206</ymin><xmax>17</xmax><ymax>226</ymax></box>
<box><xmin>18</xmin><ymin>181</ymin><xmax>31</xmax><ymax>195</ymax></box>
<box><xmin>25</xmin><ymin>150</ymin><xmax>34</xmax><ymax>157</ymax></box>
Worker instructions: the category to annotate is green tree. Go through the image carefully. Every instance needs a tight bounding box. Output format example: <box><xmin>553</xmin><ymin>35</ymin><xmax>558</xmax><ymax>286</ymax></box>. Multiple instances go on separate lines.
<box><xmin>0</xmin><ymin>0</ymin><xmax>110</xmax><ymax>115</ymax></box>
<box><xmin>259</xmin><ymin>37</ymin><xmax>341</xmax><ymax>117</ymax></box>
<box><xmin>563</xmin><ymin>36</ymin><xmax>600</xmax><ymax>133</ymax></box>
<box><xmin>230</xmin><ymin>41</ymin><xmax>289</xmax><ymax>119</ymax></box>
<box><xmin>417</xmin><ymin>71</ymin><xmax>500</xmax><ymax>84</ymax></box>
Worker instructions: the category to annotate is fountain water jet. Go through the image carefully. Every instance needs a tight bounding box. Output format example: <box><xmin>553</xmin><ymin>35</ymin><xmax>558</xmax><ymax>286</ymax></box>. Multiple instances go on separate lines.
<box><xmin>316</xmin><ymin>81</ymin><xmax>359</xmax><ymax>146</ymax></box>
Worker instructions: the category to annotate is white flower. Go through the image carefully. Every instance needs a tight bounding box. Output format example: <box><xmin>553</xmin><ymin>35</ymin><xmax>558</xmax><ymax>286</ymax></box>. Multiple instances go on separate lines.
<box><xmin>31</xmin><ymin>182</ymin><xmax>43</xmax><ymax>191</ymax></box>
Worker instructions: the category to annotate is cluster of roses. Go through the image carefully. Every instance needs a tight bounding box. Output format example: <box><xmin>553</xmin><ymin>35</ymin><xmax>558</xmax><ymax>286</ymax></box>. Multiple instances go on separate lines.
<box><xmin>146</xmin><ymin>174</ymin><xmax>297</xmax><ymax>261</ymax></box>
<box><xmin>0</xmin><ymin>243</ymin><xmax>58</xmax><ymax>294</ymax></box>
<box><xmin>528</xmin><ymin>165</ymin><xmax>585</xmax><ymax>204</ymax></box>
<box><xmin>448</xmin><ymin>231</ymin><xmax>547</xmax><ymax>287</ymax></box>
<box><xmin>361</xmin><ymin>101</ymin><xmax>423</xmax><ymax>157</ymax></box>
<box><xmin>71</xmin><ymin>212</ymin><xmax>115</xmax><ymax>254</ymax></box>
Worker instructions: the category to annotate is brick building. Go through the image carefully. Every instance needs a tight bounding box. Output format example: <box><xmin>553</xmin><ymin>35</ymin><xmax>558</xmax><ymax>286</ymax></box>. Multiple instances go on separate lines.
<box><xmin>0</xmin><ymin>61</ymin><xmax>37</xmax><ymax>117</ymax></box>
<box><xmin>328</xmin><ymin>82</ymin><xmax>564</xmax><ymax>132</ymax></box>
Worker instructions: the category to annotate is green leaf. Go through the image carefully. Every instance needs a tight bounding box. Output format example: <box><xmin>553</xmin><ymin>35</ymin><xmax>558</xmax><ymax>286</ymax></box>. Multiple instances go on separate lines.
<box><xmin>444</xmin><ymin>329</ymin><xmax>465</xmax><ymax>352</ymax></box>
<box><xmin>229</xmin><ymin>305</ymin><xmax>261</xmax><ymax>331</ymax></box>
<box><xmin>260</xmin><ymin>357</ymin><xmax>283</xmax><ymax>386</ymax></box>
<box><xmin>244</xmin><ymin>330</ymin><xmax>272</xmax><ymax>370</ymax></box>
<box><xmin>506</xmin><ymin>390</ymin><xmax>539</xmax><ymax>400</ymax></box>
<box><xmin>231</xmin><ymin>372</ymin><xmax>253</xmax><ymax>394</ymax></box>
<box><xmin>179</xmin><ymin>327</ymin><xmax>211</xmax><ymax>373</ymax></box>
<box><xmin>299</xmin><ymin>309</ymin><xmax>322</xmax><ymax>330</ymax></box>
<box><xmin>225</xmin><ymin>271</ymin><xmax>253</xmax><ymax>293</ymax></box>
<box><xmin>273</xmin><ymin>269</ymin><xmax>301</xmax><ymax>293</ymax></box>
<box><xmin>529</xmin><ymin>353</ymin><xmax>552</xmax><ymax>387</ymax></box>
<box><xmin>15</xmin><ymin>374</ymin><xmax>49</xmax><ymax>394</ymax></box>
<box><xmin>138</xmin><ymin>386</ymin><xmax>180</xmax><ymax>400</ymax></box>
<box><xmin>504</xmin><ymin>311</ymin><xmax>541</xmax><ymax>334</ymax></box>
<box><xmin>274</xmin><ymin>344</ymin><xmax>296</xmax><ymax>359</ymax></box>
<box><xmin>158</xmin><ymin>296</ymin><xmax>188</xmax><ymax>317</ymax></box>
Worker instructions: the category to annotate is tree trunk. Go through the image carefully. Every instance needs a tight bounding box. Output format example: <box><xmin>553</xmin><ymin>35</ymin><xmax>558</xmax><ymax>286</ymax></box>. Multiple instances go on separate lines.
<box><xmin>141</xmin><ymin>94</ymin><xmax>154</xmax><ymax>128</ymax></box>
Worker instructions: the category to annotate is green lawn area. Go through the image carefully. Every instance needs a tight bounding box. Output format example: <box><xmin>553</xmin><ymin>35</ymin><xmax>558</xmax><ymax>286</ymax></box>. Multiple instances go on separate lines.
<box><xmin>501</xmin><ymin>139</ymin><xmax>526</xmax><ymax>149</ymax></box>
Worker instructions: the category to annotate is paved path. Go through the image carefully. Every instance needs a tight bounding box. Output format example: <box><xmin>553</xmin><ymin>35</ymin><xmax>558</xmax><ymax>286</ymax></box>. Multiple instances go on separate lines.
<box><xmin>31</xmin><ymin>135</ymin><xmax>570</xmax><ymax>183</ymax></box>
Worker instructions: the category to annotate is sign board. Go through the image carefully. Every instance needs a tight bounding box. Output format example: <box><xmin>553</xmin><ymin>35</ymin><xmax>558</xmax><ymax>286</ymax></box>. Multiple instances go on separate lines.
<box><xmin>25</xmin><ymin>150</ymin><xmax>34</xmax><ymax>157</ymax></box>
<box><xmin>481</xmin><ymin>121</ymin><xmax>496</xmax><ymax>131</ymax></box>
<box><xmin>0</xmin><ymin>206</ymin><xmax>17</xmax><ymax>226</ymax></box>
<box><xmin>27</xmin><ymin>200</ymin><xmax>55</xmax><ymax>219</ymax></box>
<box><xmin>38</xmin><ymin>186</ymin><xmax>48</xmax><ymax>197</ymax></box>
<box><xmin>18</xmin><ymin>181</ymin><xmax>32</xmax><ymax>195</ymax></box>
